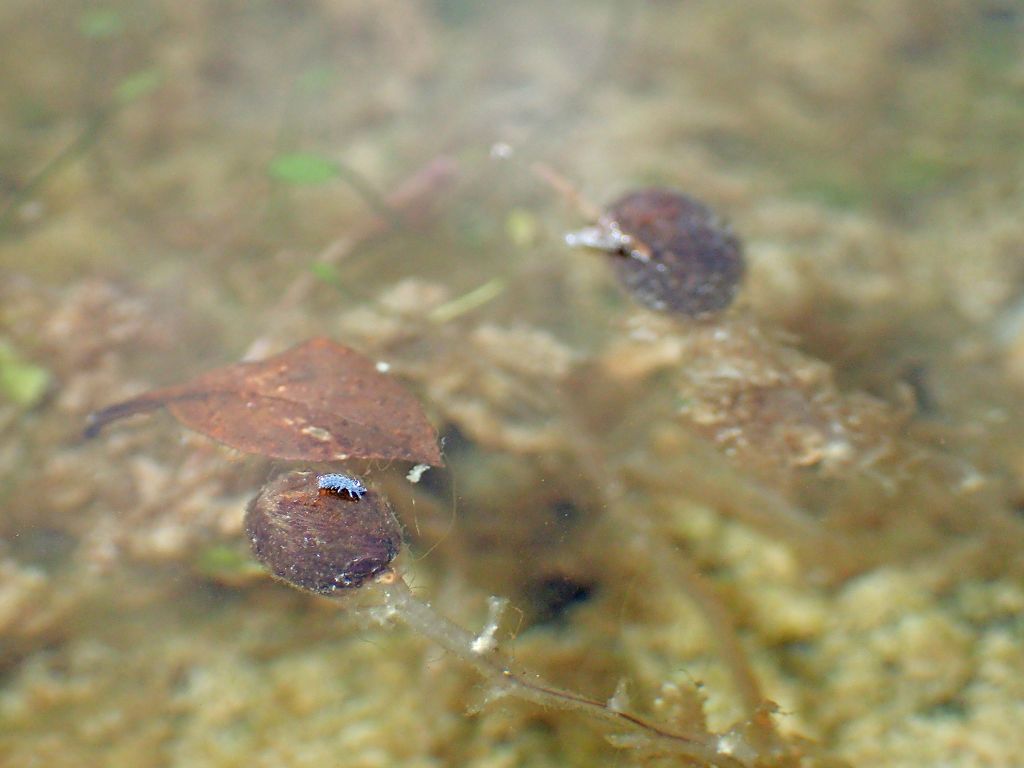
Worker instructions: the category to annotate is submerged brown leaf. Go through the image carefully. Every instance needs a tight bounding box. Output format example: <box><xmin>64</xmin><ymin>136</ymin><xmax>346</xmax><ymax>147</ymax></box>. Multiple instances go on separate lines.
<box><xmin>85</xmin><ymin>338</ymin><xmax>443</xmax><ymax>466</ymax></box>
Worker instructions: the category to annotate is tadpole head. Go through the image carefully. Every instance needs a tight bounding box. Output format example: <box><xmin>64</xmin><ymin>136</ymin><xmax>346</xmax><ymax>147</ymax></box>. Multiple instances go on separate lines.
<box><xmin>245</xmin><ymin>470</ymin><xmax>403</xmax><ymax>594</ymax></box>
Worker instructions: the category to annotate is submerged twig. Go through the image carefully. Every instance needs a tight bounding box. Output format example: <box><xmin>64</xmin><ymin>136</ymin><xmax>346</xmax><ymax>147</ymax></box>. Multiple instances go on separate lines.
<box><xmin>372</xmin><ymin>570</ymin><xmax>751</xmax><ymax>768</ymax></box>
<box><xmin>0</xmin><ymin>108</ymin><xmax>112</xmax><ymax>232</ymax></box>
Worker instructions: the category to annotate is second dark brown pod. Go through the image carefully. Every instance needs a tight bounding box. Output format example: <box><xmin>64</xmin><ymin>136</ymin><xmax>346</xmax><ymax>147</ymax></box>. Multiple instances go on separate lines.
<box><xmin>568</xmin><ymin>188</ymin><xmax>745</xmax><ymax>317</ymax></box>
<box><xmin>245</xmin><ymin>471</ymin><xmax>402</xmax><ymax>594</ymax></box>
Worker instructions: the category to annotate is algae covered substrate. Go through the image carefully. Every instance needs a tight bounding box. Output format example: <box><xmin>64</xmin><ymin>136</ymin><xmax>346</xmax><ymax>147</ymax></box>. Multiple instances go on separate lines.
<box><xmin>2</xmin><ymin>2</ymin><xmax>1023</xmax><ymax>767</ymax></box>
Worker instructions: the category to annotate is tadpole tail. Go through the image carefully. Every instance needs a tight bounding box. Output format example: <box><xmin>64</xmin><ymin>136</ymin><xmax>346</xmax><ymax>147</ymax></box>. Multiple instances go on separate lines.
<box><xmin>83</xmin><ymin>396</ymin><xmax>166</xmax><ymax>439</ymax></box>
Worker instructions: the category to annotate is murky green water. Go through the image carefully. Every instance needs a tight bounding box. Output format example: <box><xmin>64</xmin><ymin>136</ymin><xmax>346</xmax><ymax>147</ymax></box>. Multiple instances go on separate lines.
<box><xmin>2</xmin><ymin>2</ymin><xmax>1023</xmax><ymax>766</ymax></box>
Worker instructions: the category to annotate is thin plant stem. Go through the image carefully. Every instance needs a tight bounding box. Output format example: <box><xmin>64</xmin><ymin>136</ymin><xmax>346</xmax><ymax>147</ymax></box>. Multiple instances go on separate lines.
<box><xmin>0</xmin><ymin>108</ymin><xmax>112</xmax><ymax>233</ymax></box>
<box><xmin>370</xmin><ymin>570</ymin><xmax>749</xmax><ymax>768</ymax></box>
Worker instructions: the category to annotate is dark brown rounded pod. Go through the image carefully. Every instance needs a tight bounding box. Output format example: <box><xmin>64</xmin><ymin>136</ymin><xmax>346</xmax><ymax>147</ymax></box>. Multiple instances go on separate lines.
<box><xmin>245</xmin><ymin>471</ymin><xmax>402</xmax><ymax>594</ymax></box>
<box><xmin>602</xmin><ymin>188</ymin><xmax>744</xmax><ymax>317</ymax></box>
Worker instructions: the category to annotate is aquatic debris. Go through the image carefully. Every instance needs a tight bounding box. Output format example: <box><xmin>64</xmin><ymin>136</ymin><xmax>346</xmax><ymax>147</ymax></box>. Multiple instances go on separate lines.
<box><xmin>268</xmin><ymin>152</ymin><xmax>345</xmax><ymax>186</ymax></box>
<box><xmin>317</xmin><ymin>472</ymin><xmax>367</xmax><ymax>500</ymax></box>
<box><xmin>243</xmin><ymin>470</ymin><xmax>801</xmax><ymax>768</ymax></box>
<box><xmin>567</xmin><ymin>188</ymin><xmax>745</xmax><ymax>317</ymax></box>
<box><xmin>406</xmin><ymin>463</ymin><xmax>430</xmax><ymax>483</ymax></box>
<box><xmin>84</xmin><ymin>337</ymin><xmax>443</xmax><ymax>465</ymax></box>
<box><xmin>0</xmin><ymin>341</ymin><xmax>51</xmax><ymax>408</ymax></box>
<box><xmin>428</xmin><ymin>278</ymin><xmax>506</xmax><ymax>324</ymax></box>
<box><xmin>247</xmin><ymin>471</ymin><xmax>400</xmax><ymax>592</ymax></box>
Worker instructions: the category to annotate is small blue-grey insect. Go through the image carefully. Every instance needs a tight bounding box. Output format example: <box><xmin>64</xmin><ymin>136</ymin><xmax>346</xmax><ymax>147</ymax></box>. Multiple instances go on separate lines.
<box><xmin>317</xmin><ymin>472</ymin><xmax>367</xmax><ymax>500</ymax></box>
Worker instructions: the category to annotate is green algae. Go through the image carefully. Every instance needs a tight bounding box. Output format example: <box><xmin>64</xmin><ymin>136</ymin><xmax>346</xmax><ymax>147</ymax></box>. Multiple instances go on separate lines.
<box><xmin>78</xmin><ymin>9</ymin><xmax>126</xmax><ymax>40</ymax></box>
<box><xmin>0</xmin><ymin>341</ymin><xmax>50</xmax><ymax>408</ymax></box>
<box><xmin>268</xmin><ymin>153</ymin><xmax>343</xmax><ymax>186</ymax></box>
<box><xmin>194</xmin><ymin>544</ymin><xmax>264</xmax><ymax>584</ymax></box>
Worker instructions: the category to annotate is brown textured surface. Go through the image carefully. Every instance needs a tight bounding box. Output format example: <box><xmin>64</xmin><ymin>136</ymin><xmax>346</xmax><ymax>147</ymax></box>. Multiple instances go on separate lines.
<box><xmin>4</xmin><ymin>2</ymin><xmax>1023</xmax><ymax>765</ymax></box>
<box><xmin>245</xmin><ymin>471</ymin><xmax>402</xmax><ymax>594</ymax></box>
<box><xmin>607</xmin><ymin>188</ymin><xmax>745</xmax><ymax>317</ymax></box>
<box><xmin>86</xmin><ymin>337</ymin><xmax>443</xmax><ymax>466</ymax></box>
